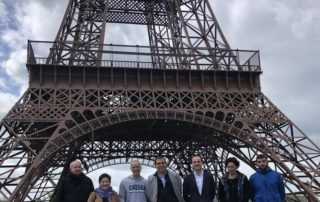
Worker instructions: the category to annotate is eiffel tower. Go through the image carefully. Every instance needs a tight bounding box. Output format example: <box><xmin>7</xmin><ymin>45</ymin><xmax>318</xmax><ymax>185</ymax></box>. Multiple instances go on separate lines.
<box><xmin>0</xmin><ymin>0</ymin><xmax>319</xmax><ymax>201</ymax></box>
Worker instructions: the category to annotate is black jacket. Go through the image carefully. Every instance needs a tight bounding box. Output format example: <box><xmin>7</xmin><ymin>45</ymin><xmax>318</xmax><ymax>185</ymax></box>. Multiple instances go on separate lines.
<box><xmin>218</xmin><ymin>171</ymin><xmax>251</xmax><ymax>202</ymax></box>
<box><xmin>54</xmin><ymin>172</ymin><xmax>94</xmax><ymax>202</ymax></box>
<box><xmin>183</xmin><ymin>169</ymin><xmax>215</xmax><ymax>202</ymax></box>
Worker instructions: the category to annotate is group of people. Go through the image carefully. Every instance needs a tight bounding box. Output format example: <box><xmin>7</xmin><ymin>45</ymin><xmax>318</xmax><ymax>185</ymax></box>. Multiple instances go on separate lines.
<box><xmin>54</xmin><ymin>154</ymin><xmax>285</xmax><ymax>202</ymax></box>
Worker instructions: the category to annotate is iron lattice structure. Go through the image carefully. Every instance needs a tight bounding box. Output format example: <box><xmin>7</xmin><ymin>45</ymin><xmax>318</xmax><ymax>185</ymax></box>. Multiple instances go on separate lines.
<box><xmin>0</xmin><ymin>0</ymin><xmax>319</xmax><ymax>201</ymax></box>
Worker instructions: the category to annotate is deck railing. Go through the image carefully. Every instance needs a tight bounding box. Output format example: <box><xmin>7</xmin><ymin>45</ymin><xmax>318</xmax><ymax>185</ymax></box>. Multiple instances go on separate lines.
<box><xmin>27</xmin><ymin>40</ymin><xmax>261</xmax><ymax>72</ymax></box>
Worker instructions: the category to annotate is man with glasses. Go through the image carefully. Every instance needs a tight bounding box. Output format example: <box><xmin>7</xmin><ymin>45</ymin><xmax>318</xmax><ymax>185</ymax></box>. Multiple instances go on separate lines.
<box><xmin>146</xmin><ymin>156</ymin><xmax>184</xmax><ymax>202</ymax></box>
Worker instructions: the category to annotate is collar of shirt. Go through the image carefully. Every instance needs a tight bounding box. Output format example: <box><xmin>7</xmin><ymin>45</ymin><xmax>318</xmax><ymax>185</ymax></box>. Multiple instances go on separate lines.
<box><xmin>155</xmin><ymin>171</ymin><xmax>168</xmax><ymax>187</ymax></box>
<box><xmin>193</xmin><ymin>169</ymin><xmax>204</xmax><ymax>177</ymax></box>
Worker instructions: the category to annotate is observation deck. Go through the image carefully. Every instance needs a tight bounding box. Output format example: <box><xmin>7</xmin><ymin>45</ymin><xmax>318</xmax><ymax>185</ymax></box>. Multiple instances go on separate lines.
<box><xmin>27</xmin><ymin>40</ymin><xmax>261</xmax><ymax>72</ymax></box>
<box><xmin>26</xmin><ymin>40</ymin><xmax>262</xmax><ymax>91</ymax></box>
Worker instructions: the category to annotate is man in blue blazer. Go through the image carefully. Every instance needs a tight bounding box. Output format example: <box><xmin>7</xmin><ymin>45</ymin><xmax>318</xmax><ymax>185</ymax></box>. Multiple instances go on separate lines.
<box><xmin>183</xmin><ymin>155</ymin><xmax>215</xmax><ymax>202</ymax></box>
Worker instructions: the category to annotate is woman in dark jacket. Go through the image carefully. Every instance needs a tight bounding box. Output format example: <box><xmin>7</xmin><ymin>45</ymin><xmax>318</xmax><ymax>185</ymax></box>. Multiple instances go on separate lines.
<box><xmin>218</xmin><ymin>157</ymin><xmax>251</xmax><ymax>202</ymax></box>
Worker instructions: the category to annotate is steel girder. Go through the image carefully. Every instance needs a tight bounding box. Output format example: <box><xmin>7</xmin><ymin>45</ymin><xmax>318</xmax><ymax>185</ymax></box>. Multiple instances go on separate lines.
<box><xmin>47</xmin><ymin>0</ymin><xmax>244</xmax><ymax>70</ymax></box>
<box><xmin>1</xmin><ymin>88</ymin><xmax>319</xmax><ymax>201</ymax></box>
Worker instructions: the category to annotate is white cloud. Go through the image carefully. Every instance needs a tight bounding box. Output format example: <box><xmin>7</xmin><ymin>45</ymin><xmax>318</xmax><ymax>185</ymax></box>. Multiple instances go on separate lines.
<box><xmin>1</xmin><ymin>29</ymin><xmax>25</xmax><ymax>49</ymax></box>
<box><xmin>105</xmin><ymin>24</ymin><xmax>149</xmax><ymax>45</ymax></box>
<box><xmin>291</xmin><ymin>8</ymin><xmax>320</xmax><ymax>39</ymax></box>
<box><xmin>0</xmin><ymin>0</ymin><xmax>67</xmax><ymax>86</ymax></box>
<box><xmin>15</xmin><ymin>0</ymin><xmax>66</xmax><ymax>41</ymax></box>
<box><xmin>0</xmin><ymin>92</ymin><xmax>18</xmax><ymax>119</ymax></box>
<box><xmin>2</xmin><ymin>49</ymin><xmax>27</xmax><ymax>84</ymax></box>
<box><xmin>18</xmin><ymin>80</ymin><xmax>28</xmax><ymax>96</ymax></box>
<box><xmin>0</xmin><ymin>1</ymin><xmax>9</xmax><ymax>29</ymax></box>
<box><xmin>0</xmin><ymin>78</ymin><xmax>6</xmax><ymax>89</ymax></box>
<box><xmin>213</xmin><ymin>0</ymin><xmax>320</xmax><ymax>145</ymax></box>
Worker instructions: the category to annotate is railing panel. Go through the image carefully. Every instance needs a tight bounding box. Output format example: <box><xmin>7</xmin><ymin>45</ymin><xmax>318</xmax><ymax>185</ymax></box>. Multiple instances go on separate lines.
<box><xmin>27</xmin><ymin>41</ymin><xmax>261</xmax><ymax>72</ymax></box>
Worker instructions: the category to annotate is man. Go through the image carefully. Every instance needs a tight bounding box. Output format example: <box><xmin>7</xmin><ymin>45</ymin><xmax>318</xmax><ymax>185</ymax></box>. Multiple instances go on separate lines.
<box><xmin>183</xmin><ymin>155</ymin><xmax>215</xmax><ymax>202</ymax></box>
<box><xmin>249</xmin><ymin>154</ymin><xmax>285</xmax><ymax>202</ymax></box>
<box><xmin>147</xmin><ymin>156</ymin><xmax>184</xmax><ymax>202</ymax></box>
<box><xmin>119</xmin><ymin>160</ymin><xmax>148</xmax><ymax>202</ymax></box>
<box><xmin>54</xmin><ymin>160</ymin><xmax>94</xmax><ymax>202</ymax></box>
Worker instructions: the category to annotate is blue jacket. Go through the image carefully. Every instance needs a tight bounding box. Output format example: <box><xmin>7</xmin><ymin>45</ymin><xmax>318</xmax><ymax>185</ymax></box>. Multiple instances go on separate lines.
<box><xmin>249</xmin><ymin>167</ymin><xmax>285</xmax><ymax>202</ymax></box>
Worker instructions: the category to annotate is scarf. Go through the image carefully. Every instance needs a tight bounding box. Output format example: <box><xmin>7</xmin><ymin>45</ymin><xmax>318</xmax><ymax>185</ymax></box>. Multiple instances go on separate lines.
<box><xmin>95</xmin><ymin>186</ymin><xmax>113</xmax><ymax>202</ymax></box>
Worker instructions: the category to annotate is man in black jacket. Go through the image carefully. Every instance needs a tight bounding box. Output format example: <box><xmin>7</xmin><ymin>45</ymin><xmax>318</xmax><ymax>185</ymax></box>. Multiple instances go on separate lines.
<box><xmin>54</xmin><ymin>160</ymin><xmax>94</xmax><ymax>202</ymax></box>
<box><xmin>183</xmin><ymin>155</ymin><xmax>215</xmax><ymax>202</ymax></box>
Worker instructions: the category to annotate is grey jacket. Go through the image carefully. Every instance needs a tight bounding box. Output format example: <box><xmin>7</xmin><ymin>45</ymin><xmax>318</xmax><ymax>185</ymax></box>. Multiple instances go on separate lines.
<box><xmin>146</xmin><ymin>170</ymin><xmax>185</xmax><ymax>202</ymax></box>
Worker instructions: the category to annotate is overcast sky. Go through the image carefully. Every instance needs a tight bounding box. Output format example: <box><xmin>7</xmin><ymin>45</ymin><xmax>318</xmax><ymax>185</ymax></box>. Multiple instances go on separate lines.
<box><xmin>0</xmin><ymin>0</ymin><xmax>319</xmax><ymax>191</ymax></box>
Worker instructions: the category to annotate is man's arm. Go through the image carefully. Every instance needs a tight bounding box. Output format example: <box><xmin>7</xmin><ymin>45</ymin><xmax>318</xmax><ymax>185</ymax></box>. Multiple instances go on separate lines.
<box><xmin>53</xmin><ymin>179</ymin><xmax>64</xmax><ymax>202</ymax></box>
<box><xmin>175</xmin><ymin>172</ymin><xmax>184</xmax><ymax>202</ymax></box>
<box><xmin>278</xmin><ymin>174</ymin><xmax>285</xmax><ymax>201</ymax></box>
<box><xmin>89</xmin><ymin>179</ymin><xmax>94</xmax><ymax>191</ymax></box>
<box><xmin>176</xmin><ymin>173</ymin><xmax>183</xmax><ymax>194</ymax></box>
<box><xmin>182</xmin><ymin>176</ymin><xmax>190</xmax><ymax>202</ymax></box>
<box><xmin>208</xmin><ymin>172</ymin><xmax>215</xmax><ymax>200</ymax></box>
<box><xmin>217</xmin><ymin>178</ymin><xmax>225</xmax><ymax>202</ymax></box>
<box><xmin>243</xmin><ymin>176</ymin><xmax>252</xmax><ymax>202</ymax></box>
<box><xmin>119</xmin><ymin>179</ymin><xmax>126</xmax><ymax>202</ymax></box>
<box><xmin>145</xmin><ymin>175</ymin><xmax>153</xmax><ymax>202</ymax></box>
<box><xmin>249</xmin><ymin>175</ymin><xmax>256</xmax><ymax>200</ymax></box>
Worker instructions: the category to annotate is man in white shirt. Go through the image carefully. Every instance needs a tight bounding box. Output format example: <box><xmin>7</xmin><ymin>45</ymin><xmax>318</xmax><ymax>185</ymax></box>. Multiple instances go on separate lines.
<box><xmin>183</xmin><ymin>155</ymin><xmax>215</xmax><ymax>202</ymax></box>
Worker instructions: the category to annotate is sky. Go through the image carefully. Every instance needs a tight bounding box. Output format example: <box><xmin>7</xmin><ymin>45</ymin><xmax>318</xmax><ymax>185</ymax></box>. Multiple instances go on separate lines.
<box><xmin>0</xmin><ymin>0</ymin><xmax>319</xmax><ymax>192</ymax></box>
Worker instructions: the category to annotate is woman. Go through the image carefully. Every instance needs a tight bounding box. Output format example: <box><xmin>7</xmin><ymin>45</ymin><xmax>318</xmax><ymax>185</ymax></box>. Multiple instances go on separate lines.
<box><xmin>218</xmin><ymin>157</ymin><xmax>251</xmax><ymax>202</ymax></box>
<box><xmin>88</xmin><ymin>173</ymin><xmax>120</xmax><ymax>202</ymax></box>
